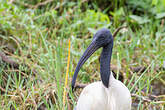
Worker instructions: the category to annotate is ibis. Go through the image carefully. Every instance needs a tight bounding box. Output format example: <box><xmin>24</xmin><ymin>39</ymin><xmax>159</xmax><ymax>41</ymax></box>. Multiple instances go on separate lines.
<box><xmin>71</xmin><ymin>28</ymin><xmax>132</xmax><ymax>110</ymax></box>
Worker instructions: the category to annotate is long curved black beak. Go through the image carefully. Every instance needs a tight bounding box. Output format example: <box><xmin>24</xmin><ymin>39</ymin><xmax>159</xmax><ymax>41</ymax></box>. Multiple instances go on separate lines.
<box><xmin>71</xmin><ymin>41</ymin><xmax>100</xmax><ymax>90</ymax></box>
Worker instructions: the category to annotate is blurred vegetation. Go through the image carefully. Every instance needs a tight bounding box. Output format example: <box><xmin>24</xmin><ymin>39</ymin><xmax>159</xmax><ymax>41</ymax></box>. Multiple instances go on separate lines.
<box><xmin>0</xmin><ymin>0</ymin><xmax>165</xmax><ymax>110</ymax></box>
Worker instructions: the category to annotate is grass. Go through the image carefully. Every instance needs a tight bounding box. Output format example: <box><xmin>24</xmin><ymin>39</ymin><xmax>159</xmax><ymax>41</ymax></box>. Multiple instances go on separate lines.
<box><xmin>0</xmin><ymin>0</ymin><xmax>165</xmax><ymax>110</ymax></box>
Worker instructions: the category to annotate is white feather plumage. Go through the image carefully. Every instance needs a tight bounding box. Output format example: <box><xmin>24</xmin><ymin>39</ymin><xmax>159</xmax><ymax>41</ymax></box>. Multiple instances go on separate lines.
<box><xmin>75</xmin><ymin>72</ymin><xmax>131</xmax><ymax>110</ymax></box>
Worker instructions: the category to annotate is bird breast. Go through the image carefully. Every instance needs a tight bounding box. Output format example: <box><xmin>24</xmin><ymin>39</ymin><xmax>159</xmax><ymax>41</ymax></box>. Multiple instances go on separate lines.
<box><xmin>75</xmin><ymin>72</ymin><xmax>131</xmax><ymax>110</ymax></box>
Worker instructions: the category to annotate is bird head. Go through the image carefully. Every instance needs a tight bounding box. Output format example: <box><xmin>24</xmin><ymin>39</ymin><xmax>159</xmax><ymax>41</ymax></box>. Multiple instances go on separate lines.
<box><xmin>71</xmin><ymin>28</ymin><xmax>113</xmax><ymax>90</ymax></box>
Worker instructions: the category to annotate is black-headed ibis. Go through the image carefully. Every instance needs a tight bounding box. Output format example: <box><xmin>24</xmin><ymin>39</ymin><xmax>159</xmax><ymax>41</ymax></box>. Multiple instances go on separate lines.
<box><xmin>72</xmin><ymin>28</ymin><xmax>131</xmax><ymax>110</ymax></box>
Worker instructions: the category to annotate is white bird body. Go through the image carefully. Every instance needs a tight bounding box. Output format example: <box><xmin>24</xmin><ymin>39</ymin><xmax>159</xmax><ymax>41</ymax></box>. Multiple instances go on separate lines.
<box><xmin>75</xmin><ymin>72</ymin><xmax>131</xmax><ymax>110</ymax></box>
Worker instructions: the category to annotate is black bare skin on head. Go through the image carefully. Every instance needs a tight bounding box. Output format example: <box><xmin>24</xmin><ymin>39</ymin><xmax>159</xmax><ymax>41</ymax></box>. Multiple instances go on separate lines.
<box><xmin>71</xmin><ymin>28</ymin><xmax>113</xmax><ymax>90</ymax></box>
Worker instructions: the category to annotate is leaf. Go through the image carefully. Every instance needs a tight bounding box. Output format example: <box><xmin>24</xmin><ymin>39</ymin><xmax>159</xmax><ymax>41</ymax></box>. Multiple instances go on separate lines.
<box><xmin>129</xmin><ymin>15</ymin><xmax>150</xmax><ymax>24</ymax></box>
<box><xmin>152</xmin><ymin>0</ymin><xmax>158</xmax><ymax>5</ymax></box>
<box><xmin>88</xmin><ymin>28</ymin><xmax>97</xmax><ymax>34</ymax></box>
<box><xmin>85</xmin><ymin>10</ymin><xmax>110</xmax><ymax>28</ymax></box>
<box><xmin>155</xmin><ymin>12</ymin><xmax>165</xmax><ymax>19</ymax></box>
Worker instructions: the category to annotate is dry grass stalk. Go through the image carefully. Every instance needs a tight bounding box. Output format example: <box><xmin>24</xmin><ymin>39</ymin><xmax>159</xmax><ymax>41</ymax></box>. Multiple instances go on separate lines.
<box><xmin>62</xmin><ymin>39</ymin><xmax>71</xmax><ymax>110</ymax></box>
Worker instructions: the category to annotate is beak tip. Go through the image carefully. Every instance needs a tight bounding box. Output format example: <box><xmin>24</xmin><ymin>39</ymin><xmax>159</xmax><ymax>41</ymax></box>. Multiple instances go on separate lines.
<box><xmin>71</xmin><ymin>82</ymin><xmax>75</xmax><ymax>91</ymax></box>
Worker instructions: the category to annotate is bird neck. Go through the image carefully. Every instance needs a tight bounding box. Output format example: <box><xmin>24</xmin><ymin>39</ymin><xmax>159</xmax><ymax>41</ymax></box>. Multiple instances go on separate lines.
<box><xmin>100</xmin><ymin>42</ymin><xmax>113</xmax><ymax>88</ymax></box>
